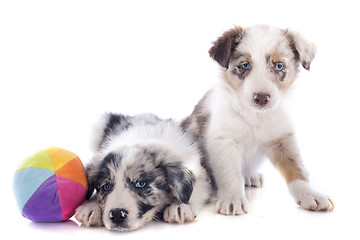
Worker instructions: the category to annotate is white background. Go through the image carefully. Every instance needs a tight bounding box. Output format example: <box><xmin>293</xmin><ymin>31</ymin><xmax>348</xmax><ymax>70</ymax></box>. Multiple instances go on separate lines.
<box><xmin>1</xmin><ymin>0</ymin><xmax>359</xmax><ymax>239</ymax></box>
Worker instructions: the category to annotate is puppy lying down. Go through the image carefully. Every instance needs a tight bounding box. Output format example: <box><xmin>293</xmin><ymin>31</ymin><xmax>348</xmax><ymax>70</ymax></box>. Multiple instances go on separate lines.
<box><xmin>75</xmin><ymin>113</ymin><xmax>211</xmax><ymax>231</ymax></box>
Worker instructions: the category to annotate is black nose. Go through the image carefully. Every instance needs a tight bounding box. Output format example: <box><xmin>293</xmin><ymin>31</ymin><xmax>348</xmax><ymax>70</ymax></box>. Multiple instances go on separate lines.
<box><xmin>109</xmin><ymin>208</ymin><xmax>128</xmax><ymax>224</ymax></box>
<box><xmin>253</xmin><ymin>93</ymin><xmax>270</xmax><ymax>107</ymax></box>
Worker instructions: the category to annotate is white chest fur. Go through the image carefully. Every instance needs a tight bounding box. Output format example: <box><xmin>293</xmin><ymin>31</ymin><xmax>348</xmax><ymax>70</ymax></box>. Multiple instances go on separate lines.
<box><xmin>207</xmin><ymin>85</ymin><xmax>294</xmax><ymax>162</ymax></box>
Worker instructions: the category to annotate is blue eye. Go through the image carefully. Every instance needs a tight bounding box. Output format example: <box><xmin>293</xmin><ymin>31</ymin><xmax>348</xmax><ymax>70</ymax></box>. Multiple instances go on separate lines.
<box><xmin>102</xmin><ymin>183</ymin><xmax>112</xmax><ymax>191</ymax></box>
<box><xmin>135</xmin><ymin>181</ymin><xmax>146</xmax><ymax>188</ymax></box>
<box><xmin>275</xmin><ymin>63</ymin><xmax>284</xmax><ymax>71</ymax></box>
<box><xmin>240</xmin><ymin>62</ymin><xmax>250</xmax><ymax>70</ymax></box>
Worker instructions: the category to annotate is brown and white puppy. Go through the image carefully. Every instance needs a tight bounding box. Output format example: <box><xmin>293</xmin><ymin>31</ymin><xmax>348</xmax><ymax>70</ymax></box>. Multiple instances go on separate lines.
<box><xmin>182</xmin><ymin>25</ymin><xmax>334</xmax><ymax>215</ymax></box>
<box><xmin>75</xmin><ymin>113</ymin><xmax>211</xmax><ymax>231</ymax></box>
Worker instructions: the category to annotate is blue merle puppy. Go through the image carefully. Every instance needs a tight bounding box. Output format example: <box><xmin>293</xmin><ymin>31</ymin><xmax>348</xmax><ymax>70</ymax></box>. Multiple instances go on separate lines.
<box><xmin>75</xmin><ymin>113</ymin><xmax>211</xmax><ymax>231</ymax></box>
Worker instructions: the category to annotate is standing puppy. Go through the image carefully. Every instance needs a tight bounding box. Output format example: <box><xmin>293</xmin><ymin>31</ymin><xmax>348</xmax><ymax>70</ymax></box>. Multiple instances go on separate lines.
<box><xmin>182</xmin><ymin>25</ymin><xmax>334</xmax><ymax>215</ymax></box>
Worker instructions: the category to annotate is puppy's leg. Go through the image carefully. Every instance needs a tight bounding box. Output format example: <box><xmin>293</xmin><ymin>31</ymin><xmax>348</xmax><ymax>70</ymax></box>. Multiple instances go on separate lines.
<box><xmin>288</xmin><ymin>180</ymin><xmax>335</xmax><ymax>211</ymax></box>
<box><xmin>163</xmin><ymin>170</ymin><xmax>212</xmax><ymax>223</ymax></box>
<box><xmin>243</xmin><ymin>156</ymin><xmax>265</xmax><ymax>188</ymax></box>
<box><xmin>244</xmin><ymin>172</ymin><xmax>263</xmax><ymax>188</ymax></box>
<box><xmin>267</xmin><ymin>134</ymin><xmax>334</xmax><ymax>211</ymax></box>
<box><xmin>75</xmin><ymin>198</ymin><xmax>103</xmax><ymax>227</ymax></box>
<box><xmin>208</xmin><ymin>138</ymin><xmax>249</xmax><ymax>215</ymax></box>
<box><xmin>163</xmin><ymin>201</ymin><xmax>197</xmax><ymax>224</ymax></box>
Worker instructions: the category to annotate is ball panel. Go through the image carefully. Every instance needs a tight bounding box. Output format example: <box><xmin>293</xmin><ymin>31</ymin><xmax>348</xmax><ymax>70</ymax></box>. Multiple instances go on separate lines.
<box><xmin>55</xmin><ymin>157</ymin><xmax>88</xmax><ymax>189</ymax></box>
<box><xmin>56</xmin><ymin>176</ymin><xmax>87</xmax><ymax>220</ymax></box>
<box><xmin>47</xmin><ymin>147</ymin><xmax>78</xmax><ymax>172</ymax></box>
<box><xmin>16</xmin><ymin>149</ymin><xmax>54</xmax><ymax>171</ymax></box>
<box><xmin>22</xmin><ymin>175</ymin><xmax>62</xmax><ymax>222</ymax></box>
<box><xmin>14</xmin><ymin>147</ymin><xmax>88</xmax><ymax>222</ymax></box>
<box><xmin>13</xmin><ymin>168</ymin><xmax>54</xmax><ymax>212</ymax></box>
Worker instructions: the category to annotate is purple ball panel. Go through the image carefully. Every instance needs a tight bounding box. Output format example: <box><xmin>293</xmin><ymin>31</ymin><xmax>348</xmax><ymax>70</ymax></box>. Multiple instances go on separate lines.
<box><xmin>22</xmin><ymin>175</ymin><xmax>62</xmax><ymax>222</ymax></box>
<box><xmin>13</xmin><ymin>168</ymin><xmax>54</xmax><ymax>212</ymax></box>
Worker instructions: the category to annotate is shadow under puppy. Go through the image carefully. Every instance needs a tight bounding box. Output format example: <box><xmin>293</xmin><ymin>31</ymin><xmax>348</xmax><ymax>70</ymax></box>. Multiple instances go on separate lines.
<box><xmin>75</xmin><ymin>113</ymin><xmax>211</xmax><ymax>231</ymax></box>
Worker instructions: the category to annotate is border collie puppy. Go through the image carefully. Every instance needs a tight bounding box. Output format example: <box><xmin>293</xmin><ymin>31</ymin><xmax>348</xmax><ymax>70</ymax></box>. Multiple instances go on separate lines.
<box><xmin>181</xmin><ymin>25</ymin><xmax>334</xmax><ymax>215</ymax></box>
<box><xmin>75</xmin><ymin>113</ymin><xmax>211</xmax><ymax>231</ymax></box>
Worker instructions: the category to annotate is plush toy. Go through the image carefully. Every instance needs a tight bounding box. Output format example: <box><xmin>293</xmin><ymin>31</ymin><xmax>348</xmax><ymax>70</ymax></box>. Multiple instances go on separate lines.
<box><xmin>13</xmin><ymin>147</ymin><xmax>88</xmax><ymax>222</ymax></box>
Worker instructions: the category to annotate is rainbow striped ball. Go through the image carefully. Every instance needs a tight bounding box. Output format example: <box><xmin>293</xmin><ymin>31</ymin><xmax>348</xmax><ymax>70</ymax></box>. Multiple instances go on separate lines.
<box><xmin>13</xmin><ymin>147</ymin><xmax>88</xmax><ymax>222</ymax></box>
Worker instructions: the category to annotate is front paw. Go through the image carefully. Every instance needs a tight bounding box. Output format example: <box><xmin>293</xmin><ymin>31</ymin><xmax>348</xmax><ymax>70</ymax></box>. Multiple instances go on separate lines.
<box><xmin>244</xmin><ymin>173</ymin><xmax>263</xmax><ymax>187</ymax></box>
<box><xmin>75</xmin><ymin>201</ymin><xmax>103</xmax><ymax>227</ymax></box>
<box><xmin>216</xmin><ymin>195</ymin><xmax>249</xmax><ymax>215</ymax></box>
<box><xmin>163</xmin><ymin>203</ymin><xmax>197</xmax><ymax>224</ymax></box>
<box><xmin>288</xmin><ymin>180</ymin><xmax>334</xmax><ymax>211</ymax></box>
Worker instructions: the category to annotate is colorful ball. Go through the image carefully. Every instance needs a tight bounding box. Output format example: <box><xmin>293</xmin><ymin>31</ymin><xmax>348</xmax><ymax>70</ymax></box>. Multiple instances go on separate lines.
<box><xmin>13</xmin><ymin>147</ymin><xmax>88</xmax><ymax>222</ymax></box>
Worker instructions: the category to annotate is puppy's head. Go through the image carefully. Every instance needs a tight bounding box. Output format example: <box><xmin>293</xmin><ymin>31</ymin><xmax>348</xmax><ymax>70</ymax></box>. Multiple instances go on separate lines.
<box><xmin>209</xmin><ymin>25</ymin><xmax>316</xmax><ymax>111</ymax></box>
<box><xmin>86</xmin><ymin>146</ymin><xmax>195</xmax><ymax>231</ymax></box>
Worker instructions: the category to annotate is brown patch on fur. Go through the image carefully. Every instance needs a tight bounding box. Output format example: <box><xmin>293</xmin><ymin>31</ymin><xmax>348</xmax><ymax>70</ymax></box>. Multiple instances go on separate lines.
<box><xmin>230</xmin><ymin>53</ymin><xmax>252</xmax><ymax>82</ymax></box>
<box><xmin>271</xmin><ymin>53</ymin><xmax>282</xmax><ymax>63</ymax></box>
<box><xmin>265</xmin><ymin>50</ymin><xmax>298</xmax><ymax>92</ymax></box>
<box><xmin>267</xmin><ymin>134</ymin><xmax>308</xmax><ymax>184</ymax></box>
<box><xmin>275</xmin><ymin>69</ymin><xmax>297</xmax><ymax>93</ymax></box>
<box><xmin>283</xmin><ymin>29</ymin><xmax>314</xmax><ymax>71</ymax></box>
<box><xmin>231</xmin><ymin>67</ymin><xmax>249</xmax><ymax>81</ymax></box>
<box><xmin>181</xmin><ymin>92</ymin><xmax>210</xmax><ymax>140</ymax></box>
<box><xmin>224</xmin><ymin>70</ymin><xmax>241</xmax><ymax>91</ymax></box>
<box><xmin>283</xmin><ymin>29</ymin><xmax>300</xmax><ymax>63</ymax></box>
<box><xmin>209</xmin><ymin>26</ymin><xmax>243</xmax><ymax>69</ymax></box>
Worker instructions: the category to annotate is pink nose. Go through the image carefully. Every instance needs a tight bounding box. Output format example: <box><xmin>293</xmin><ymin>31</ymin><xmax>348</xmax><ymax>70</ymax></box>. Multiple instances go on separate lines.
<box><xmin>253</xmin><ymin>93</ymin><xmax>270</xmax><ymax>106</ymax></box>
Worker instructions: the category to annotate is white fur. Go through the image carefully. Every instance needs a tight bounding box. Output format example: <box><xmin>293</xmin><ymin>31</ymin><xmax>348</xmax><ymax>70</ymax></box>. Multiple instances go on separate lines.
<box><xmin>163</xmin><ymin>203</ymin><xmax>197</xmax><ymax>223</ymax></box>
<box><xmin>207</xmin><ymin>83</ymin><xmax>292</xmax><ymax>214</ymax></box>
<box><xmin>183</xmin><ymin>25</ymin><xmax>333</xmax><ymax>215</ymax></box>
<box><xmin>76</xmin><ymin>113</ymin><xmax>212</xmax><ymax>231</ymax></box>
<box><xmin>288</xmin><ymin>180</ymin><xmax>334</xmax><ymax>211</ymax></box>
<box><xmin>75</xmin><ymin>199</ymin><xmax>102</xmax><ymax>227</ymax></box>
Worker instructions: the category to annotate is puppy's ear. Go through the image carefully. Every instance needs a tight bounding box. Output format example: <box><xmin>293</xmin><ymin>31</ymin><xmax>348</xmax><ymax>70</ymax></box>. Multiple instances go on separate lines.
<box><xmin>285</xmin><ymin>30</ymin><xmax>316</xmax><ymax>70</ymax></box>
<box><xmin>91</xmin><ymin>112</ymin><xmax>131</xmax><ymax>152</ymax></box>
<box><xmin>209</xmin><ymin>26</ymin><xmax>243</xmax><ymax>69</ymax></box>
<box><xmin>162</xmin><ymin>162</ymin><xmax>195</xmax><ymax>204</ymax></box>
<box><xmin>85</xmin><ymin>162</ymin><xmax>99</xmax><ymax>199</ymax></box>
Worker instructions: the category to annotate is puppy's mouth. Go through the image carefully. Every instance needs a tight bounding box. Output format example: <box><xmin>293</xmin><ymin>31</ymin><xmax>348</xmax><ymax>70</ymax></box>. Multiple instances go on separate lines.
<box><xmin>106</xmin><ymin>220</ymin><xmax>138</xmax><ymax>232</ymax></box>
<box><xmin>105</xmin><ymin>213</ymin><xmax>145</xmax><ymax>232</ymax></box>
<box><xmin>251</xmin><ymin>104</ymin><xmax>274</xmax><ymax>112</ymax></box>
<box><xmin>103</xmin><ymin>210</ymin><xmax>134</xmax><ymax>232</ymax></box>
<box><xmin>242</xmin><ymin>99</ymin><xmax>275</xmax><ymax>112</ymax></box>
<box><xmin>108</xmin><ymin>225</ymin><xmax>133</xmax><ymax>232</ymax></box>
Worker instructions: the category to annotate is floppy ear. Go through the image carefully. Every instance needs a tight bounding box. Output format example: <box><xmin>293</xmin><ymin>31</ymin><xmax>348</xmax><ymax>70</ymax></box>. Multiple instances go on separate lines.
<box><xmin>162</xmin><ymin>162</ymin><xmax>195</xmax><ymax>204</ymax></box>
<box><xmin>285</xmin><ymin>30</ymin><xmax>316</xmax><ymax>70</ymax></box>
<box><xmin>85</xmin><ymin>162</ymin><xmax>99</xmax><ymax>199</ymax></box>
<box><xmin>209</xmin><ymin>26</ymin><xmax>243</xmax><ymax>69</ymax></box>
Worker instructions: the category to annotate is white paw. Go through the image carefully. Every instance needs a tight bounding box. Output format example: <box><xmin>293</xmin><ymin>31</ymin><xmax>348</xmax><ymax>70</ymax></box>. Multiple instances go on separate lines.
<box><xmin>75</xmin><ymin>201</ymin><xmax>103</xmax><ymax>227</ymax></box>
<box><xmin>288</xmin><ymin>180</ymin><xmax>334</xmax><ymax>211</ymax></box>
<box><xmin>244</xmin><ymin>173</ymin><xmax>263</xmax><ymax>187</ymax></box>
<box><xmin>163</xmin><ymin>203</ymin><xmax>197</xmax><ymax>223</ymax></box>
<box><xmin>216</xmin><ymin>195</ymin><xmax>249</xmax><ymax>215</ymax></box>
